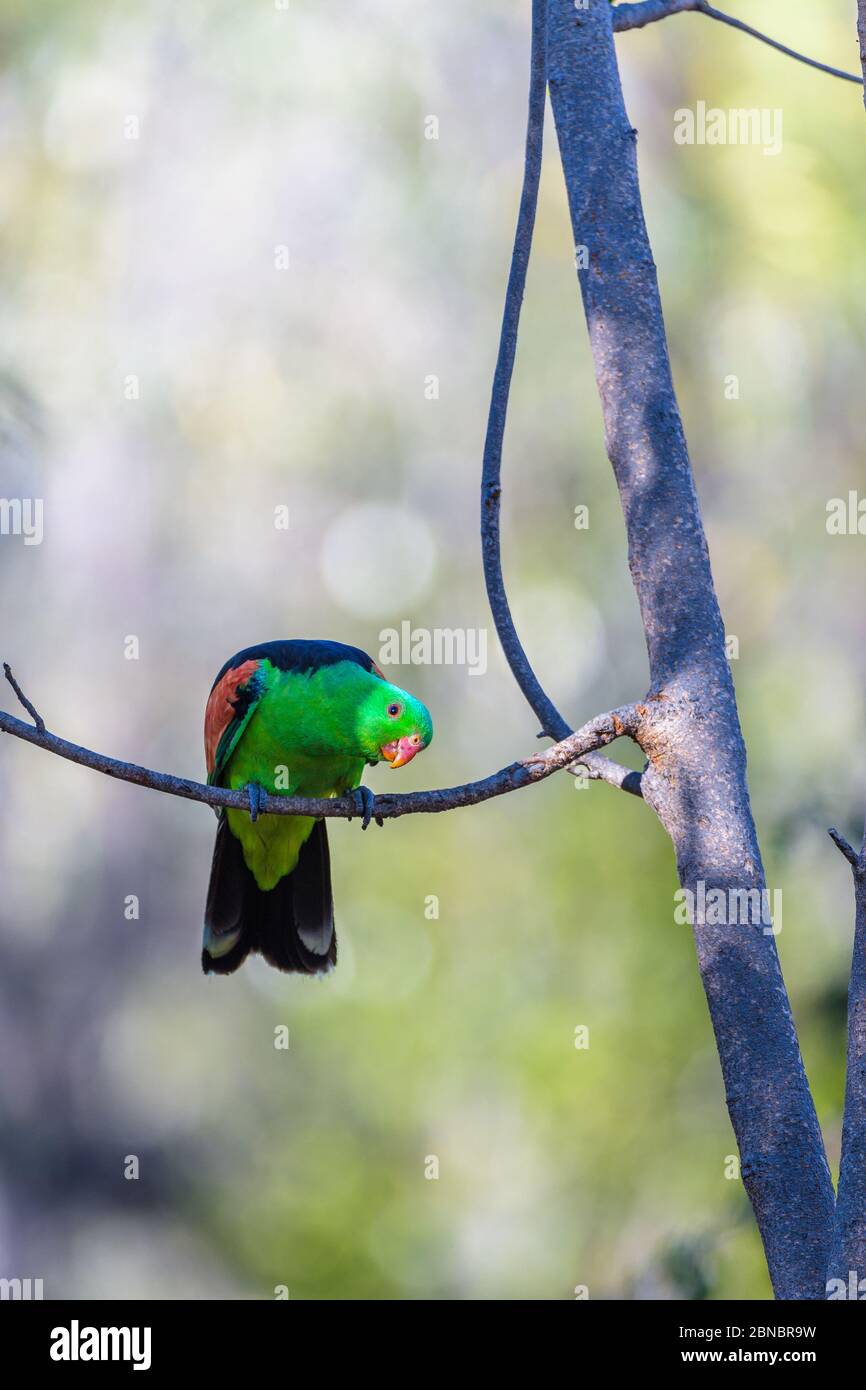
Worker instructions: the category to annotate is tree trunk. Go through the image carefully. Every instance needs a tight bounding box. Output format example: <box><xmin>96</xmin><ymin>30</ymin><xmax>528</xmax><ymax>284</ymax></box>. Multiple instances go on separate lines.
<box><xmin>545</xmin><ymin>0</ymin><xmax>834</xmax><ymax>1299</ymax></box>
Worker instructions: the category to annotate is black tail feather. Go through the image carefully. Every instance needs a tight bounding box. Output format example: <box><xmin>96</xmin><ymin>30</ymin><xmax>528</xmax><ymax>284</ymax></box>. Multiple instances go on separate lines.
<box><xmin>291</xmin><ymin>814</ymin><xmax>334</xmax><ymax>958</ymax></box>
<box><xmin>203</xmin><ymin>816</ymin><xmax>337</xmax><ymax>977</ymax></box>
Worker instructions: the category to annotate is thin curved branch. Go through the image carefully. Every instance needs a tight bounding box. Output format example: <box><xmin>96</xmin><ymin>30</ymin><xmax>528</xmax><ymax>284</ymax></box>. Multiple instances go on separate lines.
<box><xmin>481</xmin><ymin>0</ymin><xmax>565</xmax><ymax>740</ymax></box>
<box><xmin>479</xmin><ymin>0</ymin><xmax>643</xmax><ymax>797</ymax></box>
<box><xmin>612</xmin><ymin>1</ymin><xmax>865</xmax><ymax>86</ymax></box>
<box><xmin>0</xmin><ymin>671</ymin><xmax>640</xmax><ymax>821</ymax></box>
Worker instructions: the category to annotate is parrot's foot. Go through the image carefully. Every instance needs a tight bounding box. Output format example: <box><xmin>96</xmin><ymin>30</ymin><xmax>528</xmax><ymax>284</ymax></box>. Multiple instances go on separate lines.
<box><xmin>246</xmin><ymin>782</ymin><xmax>265</xmax><ymax>823</ymax></box>
<box><xmin>346</xmin><ymin>785</ymin><xmax>382</xmax><ymax>831</ymax></box>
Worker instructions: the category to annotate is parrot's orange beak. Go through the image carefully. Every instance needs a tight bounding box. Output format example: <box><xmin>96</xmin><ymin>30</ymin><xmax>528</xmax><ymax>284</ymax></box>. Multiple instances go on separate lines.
<box><xmin>380</xmin><ymin>733</ymin><xmax>424</xmax><ymax>769</ymax></box>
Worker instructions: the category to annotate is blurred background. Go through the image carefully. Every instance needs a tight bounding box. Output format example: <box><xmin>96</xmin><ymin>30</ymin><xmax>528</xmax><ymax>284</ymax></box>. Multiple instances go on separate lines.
<box><xmin>0</xmin><ymin>0</ymin><xmax>864</xmax><ymax>1300</ymax></box>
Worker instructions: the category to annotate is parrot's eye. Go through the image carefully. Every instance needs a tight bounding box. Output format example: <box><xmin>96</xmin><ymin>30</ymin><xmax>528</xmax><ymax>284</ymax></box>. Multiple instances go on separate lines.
<box><xmin>387</xmin><ymin>702</ymin><xmax>401</xmax><ymax>718</ymax></box>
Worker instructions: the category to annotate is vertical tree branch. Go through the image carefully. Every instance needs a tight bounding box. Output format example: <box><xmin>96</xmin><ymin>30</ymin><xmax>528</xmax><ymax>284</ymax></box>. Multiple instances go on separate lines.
<box><xmin>480</xmin><ymin>0</ymin><xmax>642</xmax><ymax>795</ymax></box>
<box><xmin>481</xmin><ymin>0</ymin><xmax>565</xmax><ymax>741</ymax></box>
<box><xmin>859</xmin><ymin>0</ymin><xmax>866</xmax><ymax>106</ymax></box>
<box><xmin>545</xmin><ymin>0</ymin><xmax>834</xmax><ymax>1298</ymax></box>
<box><xmin>827</xmin><ymin>823</ymin><xmax>866</xmax><ymax>1291</ymax></box>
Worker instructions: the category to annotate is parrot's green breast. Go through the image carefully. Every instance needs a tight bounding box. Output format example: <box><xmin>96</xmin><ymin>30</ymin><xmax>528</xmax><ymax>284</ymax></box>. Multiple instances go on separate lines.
<box><xmin>223</xmin><ymin>662</ymin><xmax>366</xmax><ymax>890</ymax></box>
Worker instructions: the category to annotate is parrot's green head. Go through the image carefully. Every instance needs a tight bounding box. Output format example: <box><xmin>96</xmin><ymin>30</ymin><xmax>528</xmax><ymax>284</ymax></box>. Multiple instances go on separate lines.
<box><xmin>357</xmin><ymin>674</ymin><xmax>433</xmax><ymax>769</ymax></box>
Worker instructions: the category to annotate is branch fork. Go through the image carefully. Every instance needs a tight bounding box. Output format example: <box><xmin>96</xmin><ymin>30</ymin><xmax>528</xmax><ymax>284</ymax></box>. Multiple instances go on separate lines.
<box><xmin>829</xmin><ymin>822</ymin><xmax>866</xmax><ymax>878</ymax></box>
<box><xmin>3</xmin><ymin>663</ymin><xmax>44</xmax><ymax>733</ymax></box>
<box><xmin>613</xmin><ymin>1</ymin><xmax>864</xmax><ymax>86</ymax></box>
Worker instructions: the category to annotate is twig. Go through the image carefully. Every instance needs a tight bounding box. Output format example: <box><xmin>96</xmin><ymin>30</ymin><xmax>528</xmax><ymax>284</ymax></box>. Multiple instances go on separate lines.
<box><xmin>0</xmin><ymin>698</ymin><xmax>640</xmax><ymax>821</ymax></box>
<box><xmin>480</xmin><ymin>0</ymin><xmax>643</xmax><ymax>798</ymax></box>
<box><xmin>859</xmin><ymin>0</ymin><xmax>866</xmax><ymax>108</ymax></box>
<box><xmin>829</xmin><ymin>826</ymin><xmax>861</xmax><ymax>871</ymax></box>
<box><xmin>827</xmin><ymin>813</ymin><xmax>866</xmax><ymax>1290</ymax></box>
<box><xmin>612</xmin><ymin>1</ymin><xmax>865</xmax><ymax>86</ymax></box>
<box><xmin>572</xmin><ymin>753</ymin><xmax>644</xmax><ymax>796</ymax></box>
<box><xmin>3</xmin><ymin>663</ymin><xmax>45</xmax><ymax>734</ymax></box>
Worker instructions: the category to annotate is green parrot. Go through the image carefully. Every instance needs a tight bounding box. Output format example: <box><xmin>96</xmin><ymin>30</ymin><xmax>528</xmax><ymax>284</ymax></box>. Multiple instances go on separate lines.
<box><xmin>202</xmin><ymin>639</ymin><xmax>433</xmax><ymax>977</ymax></box>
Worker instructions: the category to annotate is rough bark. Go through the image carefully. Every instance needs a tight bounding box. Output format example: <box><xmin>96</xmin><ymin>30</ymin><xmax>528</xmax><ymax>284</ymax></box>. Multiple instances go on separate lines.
<box><xmin>547</xmin><ymin>0</ymin><xmax>834</xmax><ymax>1298</ymax></box>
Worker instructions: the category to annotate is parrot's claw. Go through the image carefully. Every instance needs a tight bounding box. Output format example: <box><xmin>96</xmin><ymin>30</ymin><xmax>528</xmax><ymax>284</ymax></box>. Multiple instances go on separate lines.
<box><xmin>347</xmin><ymin>785</ymin><xmax>379</xmax><ymax>831</ymax></box>
<box><xmin>246</xmin><ymin>782</ymin><xmax>264</xmax><ymax>823</ymax></box>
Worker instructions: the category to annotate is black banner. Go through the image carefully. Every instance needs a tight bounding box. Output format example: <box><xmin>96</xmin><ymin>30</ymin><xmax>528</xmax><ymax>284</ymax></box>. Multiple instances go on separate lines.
<box><xmin>0</xmin><ymin>1297</ymin><xmax>860</xmax><ymax>1374</ymax></box>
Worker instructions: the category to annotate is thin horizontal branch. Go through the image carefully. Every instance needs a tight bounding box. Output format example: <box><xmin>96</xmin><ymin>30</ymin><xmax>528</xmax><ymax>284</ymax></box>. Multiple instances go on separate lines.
<box><xmin>612</xmin><ymin>1</ymin><xmax>865</xmax><ymax>86</ymax></box>
<box><xmin>0</xmin><ymin>688</ymin><xmax>640</xmax><ymax>822</ymax></box>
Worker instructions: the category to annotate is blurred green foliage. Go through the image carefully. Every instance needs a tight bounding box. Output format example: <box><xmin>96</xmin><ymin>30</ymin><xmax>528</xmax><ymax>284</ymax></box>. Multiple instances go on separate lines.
<box><xmin>0</xmin><ymin>1</ymin><xmax>864</xmax><ymax>1299</ymax></box>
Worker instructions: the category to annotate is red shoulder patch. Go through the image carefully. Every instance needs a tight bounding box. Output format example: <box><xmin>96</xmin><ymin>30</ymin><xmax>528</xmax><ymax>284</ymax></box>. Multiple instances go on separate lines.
<box><xmin>204</xmin><ymin>659</ymin><xmax>260</xmax><ymax>775</ymax></box>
